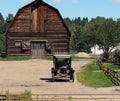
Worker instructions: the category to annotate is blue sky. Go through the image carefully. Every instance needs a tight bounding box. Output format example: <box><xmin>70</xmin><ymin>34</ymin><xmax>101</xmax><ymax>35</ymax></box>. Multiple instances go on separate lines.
<box><xmin>0</xmin><ymin>0</ymin><xmax>120</xmax><ymax>20</ymax></box>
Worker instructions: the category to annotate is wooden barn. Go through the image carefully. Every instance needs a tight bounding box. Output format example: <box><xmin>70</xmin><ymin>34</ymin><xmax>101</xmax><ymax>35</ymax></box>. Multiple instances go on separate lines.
<box><xmin>6</xmin><ymin>0</ymin><xmax>71</xmax><ymax>58</ymax></box>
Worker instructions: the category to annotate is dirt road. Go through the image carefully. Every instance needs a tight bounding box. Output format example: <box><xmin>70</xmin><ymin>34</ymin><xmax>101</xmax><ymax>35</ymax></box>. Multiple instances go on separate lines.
<box><xmin>0</xmin><ymin>59</ymin><xmax>119</xmax><ymax>96</ymax></box>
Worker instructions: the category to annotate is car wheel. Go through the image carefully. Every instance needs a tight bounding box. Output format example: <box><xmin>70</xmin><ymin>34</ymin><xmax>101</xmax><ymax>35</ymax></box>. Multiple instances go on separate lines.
<box><xmin>72</xmin><ymin>73</ymin><xmax>75</xmax><ymax>82</ymax></box>
<box><xmin>70</xmin><ymin>73</ymin><xmax>74</xmax><ymax>82</ymax></box>
<box><xmin>52</xmin><ymin>73</ymin><xmax>55</xmax><ymax>82</ymax></box>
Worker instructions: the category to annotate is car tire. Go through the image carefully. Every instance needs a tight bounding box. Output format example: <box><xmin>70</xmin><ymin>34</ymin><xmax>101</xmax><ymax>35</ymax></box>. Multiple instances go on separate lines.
<box><xmin>72</xmin><ymin>73</ymin><xmax>75</xmax><ymax>82</ymax></box>
<box><xmin>70</xmin><ymin>73</ymin><xmax>74</xmax><ymax>82</ymax></box>
<box><xmin>52</xmin><ymin>73</ymin><xmax>55</xmax><ymax>82</ymax></box>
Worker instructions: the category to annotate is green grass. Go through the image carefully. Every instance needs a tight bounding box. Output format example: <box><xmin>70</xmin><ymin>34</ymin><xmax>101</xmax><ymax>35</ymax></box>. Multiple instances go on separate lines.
<box><xmin>0</xmin><ymin>56</ymin><xmax>31</xmax><ymax>61</ymax></box>
<box><xmin>5</xmin><ymin>90</ymin><xmax>32</xmax><ymax>101</ymax></box>
<box><xmin>77</xmin><ymin>62</ymin><xmax>120</xmax><ymax>88</ymax></box>
<box><xmin>0</xmin><ymin>54</ymin><xmax>79</xmax><ymax>61</ymax></box>
<box><xmin>71</xmin><ymin>54</ymin><xmax>79</xmax><ymax>61</ymax></box>
<box><xmin>43</xmin><ymin>56</ymin><xmax>53</xmax><ymax>61</ymax></box>
<box><xmin>43</xmin><ymin>55</ymin><xmax>80</xmax><ymax>61</ymax></box>
<box><xmin>106</xmin><ymin>63</ymin><xmax>120</xmax><ymax>70</ymax></box>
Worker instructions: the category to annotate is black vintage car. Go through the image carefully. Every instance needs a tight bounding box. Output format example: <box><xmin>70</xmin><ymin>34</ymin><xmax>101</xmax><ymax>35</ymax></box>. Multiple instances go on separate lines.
<box><xmin>51</xmin><ymin>55</ymin><xmax>75</xmax><ymax>82</ymax></box>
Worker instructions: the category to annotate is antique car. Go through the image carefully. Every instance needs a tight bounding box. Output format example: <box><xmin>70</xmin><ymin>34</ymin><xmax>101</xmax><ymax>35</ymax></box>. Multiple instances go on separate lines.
<box><xmin>51</xmin><ymin>55</ymin><xmax>75</xmax><ymax>82</ymax></box>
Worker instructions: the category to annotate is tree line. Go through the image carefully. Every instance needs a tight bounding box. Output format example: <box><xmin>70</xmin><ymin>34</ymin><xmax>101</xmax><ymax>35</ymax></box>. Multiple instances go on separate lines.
<box><xmin>0</xmin><ymin>12</ymin><xmax>13</xmax><ymax>52</ymax></box>
<box><xmin>0</xmin><ymin>12</ymin><xmax>120</xmax><ymax>59</ymax></box>
<box><xmin>64</xmin><ymin>17</ymin><xmax>120</xmax><ymax>59</ymax></box>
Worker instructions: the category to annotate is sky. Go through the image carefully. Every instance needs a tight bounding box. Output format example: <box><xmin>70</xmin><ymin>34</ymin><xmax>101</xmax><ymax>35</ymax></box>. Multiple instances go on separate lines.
<box><xmin>0</xmin><ymin>0</ymin><xmax>120</xmax><ymax>20</ymax></box>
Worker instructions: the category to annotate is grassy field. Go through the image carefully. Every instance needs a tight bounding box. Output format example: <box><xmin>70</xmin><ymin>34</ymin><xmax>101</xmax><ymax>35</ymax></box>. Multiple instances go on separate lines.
<box><xmin>0</xmin><ymin>56</ymin><xmax>31</xmax><ymax>61</ymax></box>
<box><xmin>44</xmin><ymin>54</ymin><xmax>80</xmax><ymax>61</ymax></box>
<box><xmin>77</xmin><ymin>62</ymin><xmax>120</xmax><ymax>88</ymax></box>
<box><xmin>0</xmin><ymin>54</ymin><xmax>79</xmax><ymax>61</ymax></box>
<box><xmin>3</xmin><ymin>90</ymin><xmax>32</xmax><ymax>101</ymax></box>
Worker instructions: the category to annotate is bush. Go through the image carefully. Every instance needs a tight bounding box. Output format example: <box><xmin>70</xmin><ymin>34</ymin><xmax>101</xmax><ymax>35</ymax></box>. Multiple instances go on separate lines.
<box><xmin>5</xmin><ymin>90</ymin><xmax>32</xmax><ymax>101</ymax></box>
<box><xmin>108</xmin><ymin>49</ymin><xmax>120</xmax><ymax>63</ymax></box>
<box><xmin>20</xmin><ymin>90</ymin><xmax>32</xmax><ymax>101</ymax></box>
<box><xmin>114</xmin><ymin>49</ymin><xmax>120</xmax><ymax>58</ymax></box>
<box><xmin>107</xmin><ymin>57</ymin><xmax>115</xmax><ymax>63</ymax></box>
<box><xmin>0</xmin><ymin>56</ymin><xmax>31</xmax><ymax>61</ymax></box>
<box><xmin>5</xmin><ymin>90</ymin><xmax>13</xmax><ymax>101</ymax></box>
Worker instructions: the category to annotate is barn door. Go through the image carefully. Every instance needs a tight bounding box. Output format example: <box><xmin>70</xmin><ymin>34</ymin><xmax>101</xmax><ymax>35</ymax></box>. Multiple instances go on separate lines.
<box><xmin>31</xmin><ymin>41</ymin><xmax>46</xmax><ymax>58</ymax></box>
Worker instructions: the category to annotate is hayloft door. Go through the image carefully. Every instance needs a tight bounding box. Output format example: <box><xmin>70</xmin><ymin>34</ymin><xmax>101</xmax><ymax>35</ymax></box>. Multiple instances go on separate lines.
<box><xmin>31</xmin><ymin>41</ymin><xmax>46</xmax><ymax>58</ymax></box>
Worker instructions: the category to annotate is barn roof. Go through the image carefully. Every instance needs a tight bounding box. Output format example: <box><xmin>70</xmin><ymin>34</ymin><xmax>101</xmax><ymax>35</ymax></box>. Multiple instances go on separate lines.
<box><xmin>7</xmin><ymin>0</ymin><xmax>71</xmax><ymax>36</ymax></box>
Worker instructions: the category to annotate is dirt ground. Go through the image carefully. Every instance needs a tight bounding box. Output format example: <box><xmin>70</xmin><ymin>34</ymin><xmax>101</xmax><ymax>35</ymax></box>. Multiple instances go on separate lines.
<box><xmin>0</xmin><ymin>59</ymin><xmax>119</xmax><ymax>95</ymax></box>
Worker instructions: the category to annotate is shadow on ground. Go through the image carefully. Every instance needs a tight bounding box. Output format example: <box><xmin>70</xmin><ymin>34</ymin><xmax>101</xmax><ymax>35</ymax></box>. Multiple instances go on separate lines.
<box><xmin>40</xmin><ymin>78</ymin><xmax>70</xmax><ymax>82</ymax></box>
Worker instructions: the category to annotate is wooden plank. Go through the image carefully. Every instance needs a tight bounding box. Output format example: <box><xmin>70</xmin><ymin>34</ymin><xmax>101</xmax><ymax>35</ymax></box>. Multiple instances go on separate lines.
<box><xmin>8</xmin><ymin>32</ymin><xmax>69</xmax><ymax>35</ymax></box>
<box><xmin>37</xmin><ymin>5</ymin><xmax>46</xmax><ymax>32</ymax></box>
<box><xmin>31</xmin><ymin>42</ymin><xmax>46</xmax><ymax>58</ymax></box>
<box><xmin>8</xmin><ymin>54</ymin><xmax>30</xmax><ymax>56</ymax></box>
<box><xmin>32</xmin><ymin>8</ymin><xmax>38</xmax><ymax>32</ymax></box>
<box><xmin>6</xmin><ymin>0</ymin><xmax>70</xmax><ymax>57</ymax></box>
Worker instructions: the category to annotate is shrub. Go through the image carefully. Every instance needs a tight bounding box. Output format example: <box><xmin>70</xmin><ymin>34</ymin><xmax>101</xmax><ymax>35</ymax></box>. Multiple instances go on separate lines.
<box><xmin>4</xmin><ymin>90</ymin><xmax>32</xmax><ymax>101</ymax></box>
<box><xmin>20</xmin><ymin>90</ymin><xmax>32</xmax><ymax>101</ymax></box>
<box><xmin>114</xmin><ymin>49</ymin><xmax>120</xmax><ymax>58</ymax></box>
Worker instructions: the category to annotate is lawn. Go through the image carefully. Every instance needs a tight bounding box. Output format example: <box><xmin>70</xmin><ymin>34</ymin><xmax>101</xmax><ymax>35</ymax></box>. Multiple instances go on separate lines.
<box><xmin>0</xmin><ymin>54</ymin><xmax>79</xmax><ymax>61</ymax></box>
<box><xmin>0</xmin><ymin>56</ymin><xmax>31</xmax><ymax>61</ymax></box>
<box><xmin>77</xmin><ymin>62</ymin><xmax>120</xmax><ymax>88</ymax></box>
<box><xmin>44</xmin><ymin>54</ymin><xmax>80</xmax><ymax>61</ymax></box>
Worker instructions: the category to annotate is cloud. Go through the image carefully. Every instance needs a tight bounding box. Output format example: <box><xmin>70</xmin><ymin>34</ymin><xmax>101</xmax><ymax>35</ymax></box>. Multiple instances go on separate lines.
<box><xmin>111</xmin><ymin>0</ymin><xmax>120</xmax><ymax>4</ymax></box>
<box><xmin>73</xmin><ymin>0</ymin><xmax>79</xmax><ymax>4</ymax></box>
<box><xmin>52</xmin><ymin>0</ymin><xmax>79</xmax><ymax>4</ymax></box>
<box><xmin>21</xmin><ymin>0</ymin><xmax>79</xmax><ymax>4</ymax></box>
<box><xmin>22</xmin><ymin>0</ymin><xmax>62</xmax><ymax>3</ymax></box>
<box><xmin>22</xmin><ymin>0</ymin><xmax>33</xmax><ymax>2</ymax></box>
<box><xmin>52</xmin><ymin>0</ymin><xmax>62</xmax><ymax>3</ymax></box>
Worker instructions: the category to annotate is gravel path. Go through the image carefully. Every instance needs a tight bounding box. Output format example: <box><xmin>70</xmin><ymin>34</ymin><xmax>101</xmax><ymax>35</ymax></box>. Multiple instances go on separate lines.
<box><xmin>0</xmin><ymin>59</ymin><xmax>119</xmax><ymax>95</ymax></box>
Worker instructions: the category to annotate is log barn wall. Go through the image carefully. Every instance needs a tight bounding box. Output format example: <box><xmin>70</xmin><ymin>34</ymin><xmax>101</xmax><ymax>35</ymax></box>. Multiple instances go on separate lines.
<box><xmin>6</xmin><ymin>0</ymin><xmax>70</xmax><ymax>58</ymax></box>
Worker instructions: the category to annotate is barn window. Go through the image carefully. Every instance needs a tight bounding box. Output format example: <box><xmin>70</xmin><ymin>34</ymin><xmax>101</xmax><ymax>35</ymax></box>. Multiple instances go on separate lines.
<box><xmin>15</xmin><ymin>40</ymin><xmax>22</xmax><ymax>46</ymax></box>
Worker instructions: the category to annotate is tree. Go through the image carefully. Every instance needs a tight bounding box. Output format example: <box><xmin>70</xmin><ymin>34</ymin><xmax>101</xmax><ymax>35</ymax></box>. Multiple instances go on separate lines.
<box><xmin>82</xmin><ymin>17</ymin><xmax>88</xmax><ymax>27</ymax></box>
<box><xmin>0</xmin><ymin>12</ymin><xmax>6</xmax><ymax>51</ymax></box>
<box><xmin>86</xmin><ymin>17</ymin><xmax>106</xmax><ymax>47</ymax></box>
<box><xmin>71</xmin><ymin>26</ymin><xmax>91</xmax><ymax>53</ymax></box>
<box><xmin>64</xmin><ymin>17</ymin><xmax>92</xmax><ymax>53</ymax></box>
<box><xmin>0</xmin><ymin>13</ymin><xmax>14</xmax><ymax>52</ymax></box>
<box><xmin>0</xmin><ymin>34</ymin><xmax>5</xmax><ymax>51</ymax></box>
<box><xmin>5</xmin><ymin>13</ymin><xmax>14</xmax><ymax>31</ymax></box>
<box><xmin>116</xmin><ymin>18</ymin><xmax>120</xmax><ymax>42</ymax></box>
<box><xmin>97</xmin><ymin>18</ymin><xmax>120</xmax><ymax>59</ymax></box>
<box><xmin>0</xmin><ymin>12</ymin><xmax>5</xmax><ymax>34</ymax></box>
<box><xmin>64</xmin><ymin>16</ymin><xmax>120</xmax><ymax>57</ymax></box>
<box><xmin>87</xmin><ymin>17</ymin><xmax>120</xmax><ymax>59</ymax></box>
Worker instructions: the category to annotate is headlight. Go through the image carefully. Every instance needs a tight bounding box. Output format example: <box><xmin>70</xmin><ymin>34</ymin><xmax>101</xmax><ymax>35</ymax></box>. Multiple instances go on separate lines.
<box><xmin>57</xmin><ymin>69</ymin><xmax>60</xmax><ymax>73</ymax></box>
<box><xmin>67</xmin><ymin>69</ymin><xmax>70</xmax><ymax>73</ymax></box>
